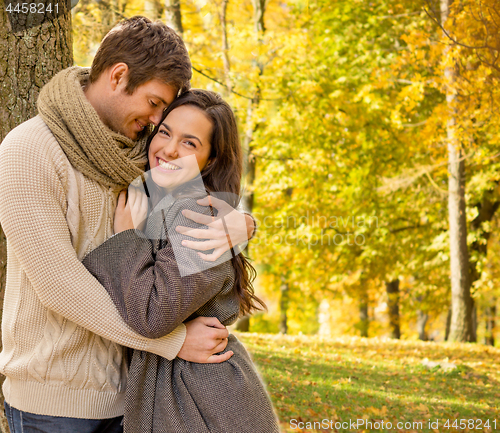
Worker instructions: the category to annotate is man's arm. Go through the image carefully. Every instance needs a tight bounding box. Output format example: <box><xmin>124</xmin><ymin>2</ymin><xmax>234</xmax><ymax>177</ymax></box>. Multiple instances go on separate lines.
<box><xmin>81</xmin><ymin>222</ymin><xmax>234</xmax><ymax>339</ymax></box>
<box><xmin>0</xmin><ymin>130</ymin><xmax>189</xmax><ymax>359</ymax></box>
<box><xmin>97</xmin><ymin>189</ymin><xmax>235</xmax><ymax>363</ymax></box>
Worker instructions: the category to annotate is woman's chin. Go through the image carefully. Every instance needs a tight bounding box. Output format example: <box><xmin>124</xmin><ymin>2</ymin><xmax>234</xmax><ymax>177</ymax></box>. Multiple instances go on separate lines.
<box><xmin>150</xmin><ymin>170</ymin><xmax>196</xmax><ymax>191</ymax></box>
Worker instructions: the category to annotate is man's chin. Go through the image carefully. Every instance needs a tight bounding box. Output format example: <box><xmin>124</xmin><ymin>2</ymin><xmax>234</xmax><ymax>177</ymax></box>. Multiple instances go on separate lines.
<box><xmin>121</xmin><ymin>130</ymin><xmax>140</xmax><ymax>141</ymax></box>
<box><xmin>134</xmin><ymin>127</ymin><xmax>149</xmax><ymax>141</ymax></box>
<box><xmin>110</xmin><ymin>124</ymin><xmax>148</xmax><ymax>141</ymax></box>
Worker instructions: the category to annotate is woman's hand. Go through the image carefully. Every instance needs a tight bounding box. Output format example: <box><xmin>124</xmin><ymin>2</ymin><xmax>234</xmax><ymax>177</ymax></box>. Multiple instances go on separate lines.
<box><xmin>114</xmin><ymin>188</ymin><xmax>149</xmax><ymax>234</ymax></box>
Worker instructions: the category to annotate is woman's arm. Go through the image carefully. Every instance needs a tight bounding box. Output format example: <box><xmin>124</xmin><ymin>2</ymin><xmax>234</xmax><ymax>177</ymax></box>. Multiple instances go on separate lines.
<box><xmin>82</xmin><ymin>198</ymin><xmax>236</xmax><ymax>339</ymax></box>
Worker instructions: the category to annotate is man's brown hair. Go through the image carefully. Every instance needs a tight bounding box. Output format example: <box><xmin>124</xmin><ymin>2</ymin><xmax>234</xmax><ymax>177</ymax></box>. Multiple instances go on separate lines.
<box><xmin>90</xmin><ymin>16</ymin><xmax>192</xmax><ymax>95</ymax></box>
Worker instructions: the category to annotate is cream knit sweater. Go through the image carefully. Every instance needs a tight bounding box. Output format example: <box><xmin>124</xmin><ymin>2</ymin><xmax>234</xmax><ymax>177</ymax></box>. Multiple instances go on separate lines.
<box><xmin>0</xmin><ymin>116</ymin><xmax>186</xmax><ymax>419</ymax></box>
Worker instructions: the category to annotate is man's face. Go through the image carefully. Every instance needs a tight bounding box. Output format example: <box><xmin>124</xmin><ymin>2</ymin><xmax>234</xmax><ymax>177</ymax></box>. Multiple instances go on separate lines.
<box><xmin>104</xmin><ymin>79</ymin><xmax>177</xmax><ymax>140</ymax></box>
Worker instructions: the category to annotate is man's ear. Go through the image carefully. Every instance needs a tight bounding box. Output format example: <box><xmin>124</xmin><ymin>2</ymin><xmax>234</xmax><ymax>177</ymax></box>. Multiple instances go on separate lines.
<box><xmin>109</xmin><ymin>63</ymin><xmax>129</xmax><ymax>91</ymax></box>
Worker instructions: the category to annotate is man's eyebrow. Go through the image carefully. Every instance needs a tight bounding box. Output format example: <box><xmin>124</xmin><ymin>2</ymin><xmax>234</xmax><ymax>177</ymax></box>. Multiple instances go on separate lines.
<box><xmin>161</xmin><ymin>123</ymin><xmax>203</xmax><ymax>146</ymax></box>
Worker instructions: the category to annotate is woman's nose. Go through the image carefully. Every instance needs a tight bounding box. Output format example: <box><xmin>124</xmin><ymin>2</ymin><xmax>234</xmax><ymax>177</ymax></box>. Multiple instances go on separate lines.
<box><xmin>164</xmin><ymin>142</ymin><xmax>178</xmax><ymax>158</ymax></box>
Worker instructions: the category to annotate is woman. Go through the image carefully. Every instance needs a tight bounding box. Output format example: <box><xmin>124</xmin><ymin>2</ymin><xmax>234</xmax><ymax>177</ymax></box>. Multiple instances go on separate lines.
<box><xmin>82</xmin><ymin>90</ymin><xmax>280</xmax><ymax>433</ymax></box>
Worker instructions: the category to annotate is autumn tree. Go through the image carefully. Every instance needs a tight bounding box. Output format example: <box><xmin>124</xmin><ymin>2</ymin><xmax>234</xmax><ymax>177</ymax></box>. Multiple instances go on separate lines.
<box><xmin>68</xmin><ymin>0</ymin><xmax>499</xmax><ymax>340</ymax></box>
<box><xmin>0</xmin><ymin>3</ymin><xmax>73</xmax><ymax>430</ymax></box>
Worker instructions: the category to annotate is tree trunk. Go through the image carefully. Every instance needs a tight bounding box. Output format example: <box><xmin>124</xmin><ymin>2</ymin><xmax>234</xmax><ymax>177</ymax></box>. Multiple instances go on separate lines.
<box><xmin>358</xmin><ymin>294</ymin><xmax>369</xmax><ymax>338</ymax></box>
<box><xmin>235</xmin><ymin>0</ymin><xmax>267</xmax><ymax>332</ymax></box>
<box><xmin>144</xmin><ymin>0</ymin><xmax>164</xmax><ymax>20</ymax></box>
<box><xmin>444</xmin><ymin>307</ymin><xmax>452</xmax><ymax>341</ymax></box>
<box><xmin>235</xmin><ymin>315</ymin><xmax>250</xmax><ymax>332</ymax></box>
<box><xmin>0</xmin><ymin>12</ymin><xmax>73</xmax><ymax>140</ymax></box>
<box><xmin>484</xmin><ymin>303</ymin><xmax>496</xmax><ymax>346</ymax></box>
<box><xmin>218</xmin><ymin>0</ymin><xmax>232</xmax><ymax>94</ymax></box>
<box><xmin>242</xmin><ymin>0</ymin><xmax>266</xmax><ymax>210</ymax></box>
<box><xmin>164</xmin><ymin>0</ymin><xmax>183</xmax><ymax>36</ymax></box>
<box><xmin>441</xmin><ymin>0</ymin><xmax>475</xmax><ymax>342</ymax></box>
<box><xmin>469</xmin><ymin>194</ymin><xmax>500</xmax><ymax>284</ymax></box>
<box><xmin>279</xmin><ymin>277</ymin><xmax>289</xmax><ymax>334</ymax></box>
<box><xmin>385</xmin><ymin>279</ymin><xmax>400</xmax><ymax>339</ymax></box>
<box><xmin>252</xmin><ymin>0</ymin><xmax>266</xmax><ymax>33</ymax></box>
<box><xmin>0</xmin><ymin>6</ymin><xmax>72</xmax><ymax>431</ymax></box>
<box><xmin>471</xmin><ymin>299</ymin><xmax>477</xmax><ymax>341</ymax></box>
<box><xmin>417</xmin><ymin>310</ymin><xmax>429</xmax><ymax>341</ymax></box>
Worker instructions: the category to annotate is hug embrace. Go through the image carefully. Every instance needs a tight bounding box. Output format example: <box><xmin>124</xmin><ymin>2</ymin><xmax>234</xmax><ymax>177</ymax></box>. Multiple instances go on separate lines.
<box><xmin>0</xmin><ymin>16</ymin><xmax>280</xmax><ymax>433</ymax></box>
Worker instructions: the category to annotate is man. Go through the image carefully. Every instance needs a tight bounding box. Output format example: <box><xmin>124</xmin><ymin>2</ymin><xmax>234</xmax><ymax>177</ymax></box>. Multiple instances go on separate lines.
<box><xmin>0</xmin><ymin>16</ymin><xmax>255</xmax><ymax>432</ymax></box>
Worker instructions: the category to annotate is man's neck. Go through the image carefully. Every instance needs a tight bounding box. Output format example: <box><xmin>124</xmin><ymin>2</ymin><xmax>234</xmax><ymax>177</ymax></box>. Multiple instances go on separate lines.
<box><xmin>83</xmin><ymin>80</ymin><xmax>102</xmax><ymax>112</ymax></box>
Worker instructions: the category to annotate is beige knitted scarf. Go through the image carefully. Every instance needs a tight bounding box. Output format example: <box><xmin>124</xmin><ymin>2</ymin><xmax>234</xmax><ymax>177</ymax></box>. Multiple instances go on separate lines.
<box><xmin>37</xmin><ymin>66</ymin><xmax>148</xmax><ymax>190</ymax></box>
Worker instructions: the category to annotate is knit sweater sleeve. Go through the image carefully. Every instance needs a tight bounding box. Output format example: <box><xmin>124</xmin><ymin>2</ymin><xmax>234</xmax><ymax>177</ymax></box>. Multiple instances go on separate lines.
<box><xmin>82</xmin><ymin>202</ymin><xmax>236</xmax><ymax>339</ymax></box>
<box><xmin>0</xmin><ymin>122</ymin><xmax>186</xmax><ymax>360</ymax></box>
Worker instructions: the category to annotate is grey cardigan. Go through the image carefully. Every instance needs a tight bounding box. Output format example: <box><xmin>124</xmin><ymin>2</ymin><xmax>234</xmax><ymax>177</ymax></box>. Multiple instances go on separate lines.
<box><xmin>82</xmin><ymin>193</ymin><xmax>280</xmax><ymax>433</ymax></box>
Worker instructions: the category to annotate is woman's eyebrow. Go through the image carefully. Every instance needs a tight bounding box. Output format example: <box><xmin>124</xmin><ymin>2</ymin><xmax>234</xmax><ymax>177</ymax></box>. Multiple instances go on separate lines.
<box><xmin>161</xmin><ymin>123</ymin><xmax>203</xmax><ymax>146</ymax></box>
<box><xmin>183</xmin><ymin>134</ymin><xmax>203</xmax><ymax>146</ymax></box>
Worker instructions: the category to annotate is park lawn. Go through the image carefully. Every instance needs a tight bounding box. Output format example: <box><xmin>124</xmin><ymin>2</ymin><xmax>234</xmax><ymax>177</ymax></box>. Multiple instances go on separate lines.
<box><xmin>236</xmin><ymin>332</ymin><xmax>500</xmax><ymax>433</ymax></box>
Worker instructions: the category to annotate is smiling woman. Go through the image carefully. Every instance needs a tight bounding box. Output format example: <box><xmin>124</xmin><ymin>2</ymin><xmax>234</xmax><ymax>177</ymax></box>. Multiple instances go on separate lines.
<box><xmin>81</xmin><ymin>89</ymin><xmax>280</xmax><ymax>433</ymax></box>
<box><xmin>148</xmin><ymin>104</ymin><xmax>213</xmax><ymax>191</ymax></box>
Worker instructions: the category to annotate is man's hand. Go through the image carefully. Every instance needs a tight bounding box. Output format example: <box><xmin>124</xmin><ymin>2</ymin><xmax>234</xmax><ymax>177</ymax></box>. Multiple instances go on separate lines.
<box><xmin>176</xmin><ymin>196</ymin><xmax>255</xmax><ymax>262</ymax></box>
<box><xmin>114</xmin><ymin>188</ymin><xmax>148</xmax><ymax>234</ymax></box>
<box><xmin>177</xmin><ymin>316</ymin><xmax>234</xmax><ymax>363</ymax></box>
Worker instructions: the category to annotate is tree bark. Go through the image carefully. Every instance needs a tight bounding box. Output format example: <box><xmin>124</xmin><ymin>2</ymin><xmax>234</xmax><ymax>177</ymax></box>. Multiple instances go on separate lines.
<box><xmin>242</xmin><ymin>0</ymin><xmax>266</xmax><ymax>208</ymax></box>
<box><xmin>484</xmin><ymin>303</ymin><xmax>496</xmax><ymax>346</ymax></box>
<box><xmin>144</xmin><ymin>0</ymin><xmax>164</xmax><ymax>21</ymax></box>
<box><xmin>385</xmin><ymin>280</ymin><xmax>400</xmax><ymax>339</ymax></box>
<box><xmin>469</xmin><ymin>193</ymin><xmax>500</xmax><ymax>284</ymax></box>
<box><xmin>252</xmin><ymin>0</ymin><xmax>265</xmax><ymax>33</ymax></box>
<box><xmin>417</xmin><ymin>310</ymin><xmax>429</xmax><ymax>341</ymax></box>
<box><xmin>235</xmin><ymin>315</ymin><xmax>250</xmax><ymax>332</ymax></box>
<box><xmin>164</xmin><ymin>0</ymin><xmax>183</xmax><ymax>36</ymax></box>
<box><xmin>444</xmin><ymin>307</ymin><xmax>452</xmax><ymax>341</ymax></box>
<box><xmin>219</xmin><ymin>0</ymin><xmax>232</xmax><ymax>94</ymax></box>
<box><xmin>0</xmin><ymin>6</ymin><xmax>73</xmax><ymax>431</ymax></box>
<box><xmin>235</xmin><ymin>0</ymin><xmax>267</xmax><ymax>332</ymax></box>
<box><xmin>471</xmin><ymin>299</ymin><xmax>477</xmax><ymax>341</ymax></box>
<box><xmin>441</xmin><ymin>0</ymin><xmax>475</xmax><ymax>342</ymax></box>
<box><xmin>358</xmin><ymin>294</ymin><xmax>369</xmax><ymax>338</ymax></box>
<box><xmin>279</xmin><ymin>277</ymin><xmax>289</xmax><ymax>334</ymax></box>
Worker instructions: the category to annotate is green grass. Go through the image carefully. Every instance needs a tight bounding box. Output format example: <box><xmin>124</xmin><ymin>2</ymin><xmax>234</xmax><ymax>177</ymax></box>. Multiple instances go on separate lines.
<box><xmin>236</xmin><ymin>332</ymin><xmax>500</xmax><ymax>433</ymax></box>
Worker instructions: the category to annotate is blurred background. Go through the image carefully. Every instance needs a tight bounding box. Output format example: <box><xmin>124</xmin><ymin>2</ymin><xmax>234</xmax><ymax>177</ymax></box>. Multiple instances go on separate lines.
<box><xmin>70</xmin><ymin>0</ymin><xmax>500</xmax><ymax>344</ymax></box>
<box><xmin>3</xmin><ymin>0</ymin><xmax>500</xmax><ymax>344</ymax></box>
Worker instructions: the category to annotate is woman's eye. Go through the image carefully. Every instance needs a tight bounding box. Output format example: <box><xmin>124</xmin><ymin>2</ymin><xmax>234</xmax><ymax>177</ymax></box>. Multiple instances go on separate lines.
<box><xmin>150</xmin><ymin>100</ymin><xmax>158</xmax><ymax>107</ymax></box>
<box><xmin>159</xmin><ymin>129</ymin><xmax>169</xmax><ymax>136</ymax></box>
<box><xmin>185</xmin><ymin>141</ymin><xmax>196</xmax><ymax>148</ymax></box>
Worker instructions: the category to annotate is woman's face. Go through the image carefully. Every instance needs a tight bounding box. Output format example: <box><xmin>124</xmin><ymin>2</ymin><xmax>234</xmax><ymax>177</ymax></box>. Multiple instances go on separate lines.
<box><xmin>148</xmin><ymin>105</ymin><xmax>213</xmax><ymax>190</ymax></box>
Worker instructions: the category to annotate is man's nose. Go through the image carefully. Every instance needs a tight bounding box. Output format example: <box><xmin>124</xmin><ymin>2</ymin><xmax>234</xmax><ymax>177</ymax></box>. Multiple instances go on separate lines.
<box><xmin>149</xmin><ymin>109</ymin><xmax>163</xmax><ymax>126</ymax></box>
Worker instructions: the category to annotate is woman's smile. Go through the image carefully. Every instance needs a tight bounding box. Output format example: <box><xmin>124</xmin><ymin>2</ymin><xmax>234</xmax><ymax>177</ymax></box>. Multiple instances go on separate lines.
<box><xmin>156</xmin><ymin>157</ymin><xmax>181</xmax><ymax>172</ymax></box>
<box><xmin>148</xmin><ymin>105</ymin><xmax>213</xmax><ymax>190</ymax></box>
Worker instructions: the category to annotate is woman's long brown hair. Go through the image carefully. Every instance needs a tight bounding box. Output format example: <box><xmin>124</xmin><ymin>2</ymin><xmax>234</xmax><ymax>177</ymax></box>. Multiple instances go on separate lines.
<box><xmin>144</xmin><ymin>89</ymin><xmax>265</xmax><ymax>317</ymax></box>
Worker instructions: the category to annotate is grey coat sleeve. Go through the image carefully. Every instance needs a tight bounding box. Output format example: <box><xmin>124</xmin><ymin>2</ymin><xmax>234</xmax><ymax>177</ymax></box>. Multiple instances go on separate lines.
<box><xmin>82</xmin><ymin>204</ymin><xmax>236</xmax><ymax>339</ymax></box>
